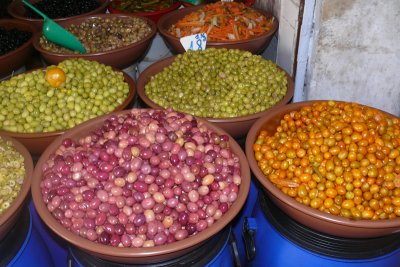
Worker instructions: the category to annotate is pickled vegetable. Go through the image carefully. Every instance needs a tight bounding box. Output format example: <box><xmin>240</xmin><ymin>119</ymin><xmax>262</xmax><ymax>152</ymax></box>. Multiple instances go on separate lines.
<box><xmin>169</xmin><ymin>1</ymin><xmax>275</xmax><ymax>41</ymax></box>
<box><xmin>253</xmin><ymin>101</ymin><xmax>400</xmax><ymax>220</ymax></box>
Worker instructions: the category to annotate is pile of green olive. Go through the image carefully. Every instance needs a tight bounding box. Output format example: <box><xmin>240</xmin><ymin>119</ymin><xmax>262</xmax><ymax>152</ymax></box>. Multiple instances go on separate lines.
<box><xmin>0</xmin><ymin>137</ymin><xmax>25</xmax><ymax>216</ymax></box>
<box><xmin>144</xmin><ymin>48</ymin><xmax>288</xmax><ymax>118</ymax></box>
<box><xmin>0</xmin><ymin>58</ymin><xmax>130</xmax><ymax>133</ymax></box>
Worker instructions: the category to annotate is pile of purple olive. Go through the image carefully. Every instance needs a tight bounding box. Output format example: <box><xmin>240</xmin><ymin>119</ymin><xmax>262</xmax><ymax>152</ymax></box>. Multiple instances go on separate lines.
<box><xmin>40</xmin><ymin>109</ymin><xmax>242</xmax><ymax>247</ymax></box>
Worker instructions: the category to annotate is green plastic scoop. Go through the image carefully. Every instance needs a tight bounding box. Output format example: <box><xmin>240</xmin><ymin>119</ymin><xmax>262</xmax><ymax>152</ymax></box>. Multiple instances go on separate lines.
<box><xmin>22</xmin><ymin>0</ymin><xmax>86</xmax><ymax>53</ymax></box>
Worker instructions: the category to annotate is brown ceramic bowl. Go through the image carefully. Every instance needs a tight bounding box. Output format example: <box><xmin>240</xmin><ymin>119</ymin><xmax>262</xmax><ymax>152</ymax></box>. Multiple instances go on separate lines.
<box><xmin>32</xmin><ymin>13</ymin><xmax>157</xmax><ymax>69</ymax></box>
<box><xmin>108</xmin><ymin>0</ymin><xmax>181</xmax><ymax>23</ymax></box>
<box><xmin>157</xmin><ymin>5</ymin><xmax>278</xmax><ymax>54</ymax></box>
<box><xmin>31</xmin><ymin>109</ymin><xmax>251</xmax><ymax>263</ymax></box>
<box><xmin>7</xmin><ymin>0</ymin><xmax>109</xmax><ymax>30</ymax></box>
<box><xmin>245</xmin><ymin>100</ymin><xmax>400</xmax><ymax>238</ymax></box>
<box><xmin>0</xmin><ymin>66</ymin><xmax>136</xmax><ymax>155</ymax></box>
<box><xmin>0</xmin><ymin>135</ymin><xmax>33</xmax><ymax>241</ymax></box>
<box><xmin>0</xmin><ymin>19</ymin><xmax>36</xmax><ymax>78</ymax></box>
<box><xmin>136</xmin><ymin>56</ymin><xmax>294</xmax><ymax>139</ymax></box>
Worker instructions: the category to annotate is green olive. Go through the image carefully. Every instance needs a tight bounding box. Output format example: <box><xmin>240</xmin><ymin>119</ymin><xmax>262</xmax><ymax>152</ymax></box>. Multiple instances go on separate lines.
<box><xmin>0</xmin><ymin>58</ymin><xmax>130</xmax><ymax>133</ymax></box>
<box><xmin>144</xmin><ymin>48</ymin><xmax>288</xmax><ymax>118</ymax></box>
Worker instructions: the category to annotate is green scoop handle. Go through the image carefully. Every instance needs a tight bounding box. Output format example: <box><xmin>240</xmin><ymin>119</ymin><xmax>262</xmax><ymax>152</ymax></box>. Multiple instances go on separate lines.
<box><xmin>22</xmin><ymin>0</ymin><xmax>86</xmax><ymax>54</ymax></box>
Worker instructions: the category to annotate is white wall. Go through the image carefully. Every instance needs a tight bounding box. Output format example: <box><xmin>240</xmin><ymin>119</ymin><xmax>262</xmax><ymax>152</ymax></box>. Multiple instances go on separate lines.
<box><xmin>305</xmin><ymin>0</ymin><xmax>400</xmax><ymax>116</ymax></box>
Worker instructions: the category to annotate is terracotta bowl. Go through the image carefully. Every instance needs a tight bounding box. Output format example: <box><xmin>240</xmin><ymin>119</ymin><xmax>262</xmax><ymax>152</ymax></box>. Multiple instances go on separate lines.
<box><xmin>0</xmin><ymin>19</ymin><xmax>36</xmax><ymax>78</ymax></box>
<box><xmin>32</xmin><ymin>13</ymin><xmax>157</xmax><ymax>69</ymax></box>
<box><xmin>7</xmin><ymin>0</ymin><xmax>109</xmax><ymax>30</ymax></box>
<box><xmin>0</xmin><ymin>135</ymin><xmax>33</xmax><ymax>241</ymax></box>
<box><xmin>0</xmin><ymin>67</ymin><xmax>136</xmax><ymax>155</ymax></box>
<box><xmin>157</xmin><ymin>5</ymin><xmax>278</xmax><ymax>54</ymax></box>
<box><xmin>245</xmin><ymin>100</ymin><xmax>400</xmax><ymax>238</ymax></box>
<box><xmin>31</xmin><ymin>109</ymin><xmax>251</xmax><ymax>264</ymax></box>
<box><xmin>108</xmin><ymin>0</ymin><xmax>181</xmax><ymax>23</ymax></box>
<box><xmin>136</xmin><ymin>56</ymin><xmax>294</xmax><ymax>139</ymax></box>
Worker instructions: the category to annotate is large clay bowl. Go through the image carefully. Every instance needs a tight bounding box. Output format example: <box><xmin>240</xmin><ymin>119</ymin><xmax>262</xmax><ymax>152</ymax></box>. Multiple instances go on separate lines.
<box><xmin>108</xmin><ymin>0</ymin><xmax>181</xmax><ymax>23</ymax></box>
<box><xmin>32</xmin><ymin>13</ymin><xmax>157</xmax><ymax>69</ymax></box>
<box><xmin>31</xmin><ymin>109</ymin><xmax>251</xmax><ymax>263</ymax></box>
<box><xmin>0</xmin><ymin>67</ymin><xmax>136</xmax><ymax>155</ymax></box>
<box><xmin>7</xmin><ymin>0</ymin><xmax>109</xmax><ymax>30</ymax></box>
<box><xmin>0</xmin><ymin>19</ymin><xmax>36</xmax><ymax>78</ymax></box>
<box><xmin>0</xmin><ymin>135</ymin><xmax>33</xmax><ymax>241</ymax></box>
<box><xmin>245</xmin><ymin>100</ymin><xmax>400</xmax><ymax>238</ymax></box>
<box><xmin>136</xmin><ymin>56</ymin><xmax>294</xmax><ymax>139</ymax></box>
<box><xmin>157</xmin><ymin>5</ymin><xmax>278</xmax><ymax>54</ymax></box>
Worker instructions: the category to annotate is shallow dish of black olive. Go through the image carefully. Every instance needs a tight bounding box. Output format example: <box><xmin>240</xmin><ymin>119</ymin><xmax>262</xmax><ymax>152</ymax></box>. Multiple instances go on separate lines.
<box><xmin>7</xmin><ymin>0</ymin><xmax>109</xmax><ymax>30</ymax></box>
<box><xmin>0</xmin><ymin>19</ymin><xmax>36</xmax><ymax>78</ymax></box>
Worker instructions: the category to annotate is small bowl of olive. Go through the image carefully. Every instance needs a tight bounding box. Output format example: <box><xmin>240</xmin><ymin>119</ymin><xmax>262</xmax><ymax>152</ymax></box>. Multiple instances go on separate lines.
<box><xmin>246</xmin><ymin>100</ymin><xmax>400</xmax><ymax>238</ymax></box>
<box><xmin>136</xmin><ymin>48</ymin><xmax>294</xmax><ymax>139</ymax></box>
<box><xmin>0</xmin><ymin>135</ymin><xmax>33</xmax><ymax>241</ymax></box>
<box><xmin>32</xmin><ymin>13</ymin><xmax>157</xmax><ymax>69</ymax></box>
<box><xmin>0</xmin><ymin>19</ymin><xmax>36</xmax><ymax>78</ymax></box>
<box><xmin>0</xmin><ymin>58</ymin><xmax>136</xmax><ymax>155</ymax></box>
<box><xmin>7</xmin><ymin>0</ymin><xmax>109</xmax><ymax>30</ymax></box>
<box><xmin>108</xmin><ymin>0</ymin><xmax>181</xmax><ymax>23</ymax></box>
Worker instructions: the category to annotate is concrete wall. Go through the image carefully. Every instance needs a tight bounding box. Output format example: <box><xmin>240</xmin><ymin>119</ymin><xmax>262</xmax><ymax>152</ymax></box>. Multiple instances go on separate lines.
<box><xmin>305</xmin><ymin>0</ymin><xmax>400</xmax><ymax>116</ymax></box>
<box><xmin>256</xmin><ymin>0</ymin><xmax>301</xmax><ymax>75</ymax></box>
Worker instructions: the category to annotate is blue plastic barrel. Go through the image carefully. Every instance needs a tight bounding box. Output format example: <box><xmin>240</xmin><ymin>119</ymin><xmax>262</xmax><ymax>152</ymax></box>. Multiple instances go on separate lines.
<box><xmin>0</xmin><ymin>205</ymin><xmax>54</xmax><ymax>267</ymax></box>
<box><xmin>244</xmin><ymin>190</ymin><xmax>400</xmax><ymax>267</ymax></box>
<box><xmin>29</xmin><ymin>200</ymin><xmax>68</xmax><ymax>267</ymax></box>
<box><xmin>69</xmin><ymin>226</ymin><xmax>234</xmax><ymax>267</ymax></box>
<box><xmin>231</xmin><ymin>178</ymin><xmax>258</xmax><ymax>266</ymax></box>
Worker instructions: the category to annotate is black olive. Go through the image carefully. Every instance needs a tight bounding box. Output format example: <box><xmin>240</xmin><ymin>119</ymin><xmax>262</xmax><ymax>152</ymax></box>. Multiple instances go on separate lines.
<box><xmin>25</xmin><ymin>0</ymin><xmax>100</xmax><ymax>19</ymax></box>
<box><xmin>0</xmin><ymin>27</ymin><xmax>31</xmax><ymax>56</ymax></box>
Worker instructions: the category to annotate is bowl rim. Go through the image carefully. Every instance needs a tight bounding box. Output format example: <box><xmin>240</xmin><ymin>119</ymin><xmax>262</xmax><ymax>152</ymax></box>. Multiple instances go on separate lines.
<box><xmin>32</xmin><ymin>13</ymin><xmax>157</xmax><ymax>57</ymax></box>
<box><xmin>31</xmin><ymin>108</ymin><xmax>251</xmax><ymax>260</ymax></box>
<box><xmin>0</xmin><ymin>135</ymin><xmax>34</xmax><ymax>228</ymax></box>
<box><xmin>157</xmin><ymin>4</ymin><xmax>279</xmax><ymax>45</ymax></box>
<box><xmin>245</xmin><ymin>100</ymin><xmax>400</xmax><ymax>230</ymax></box>
<box><xmin>0</xmin><ymin>19</ymin><xmax>37</xmax><ymax>62</ymax></box>
<box><xmin>7</xmin><ymin>0</ymin><xmax>110</xmax><ymax>23</ymax></box>
<box><xmin>108</xmin><ymin>0</ymin><xmax>181</xmax><ymax>16</ymax></box>
<box><xmin>0</xmin><ymin>64</ymin><xmax>136</xmax><ymax>139</ymax></box>
<box><xmin>136</xmin><ymin>55</ymin><xmax>294</xmax><ymax>122</ymax></box>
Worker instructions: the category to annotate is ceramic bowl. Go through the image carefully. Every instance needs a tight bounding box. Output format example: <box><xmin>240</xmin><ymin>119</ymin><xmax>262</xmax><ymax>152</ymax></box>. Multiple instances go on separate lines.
<box><xmin>136</xmin><ymin>56</ymin><xmax>294</xmax><ymax>139</ymax></box>
<box><xmin>0</xmin><ymin>135</ymin><xmax>33</xmax><ymax>241</ymax></box>
<box><xmin>157</xmin><ymin>5</ymin><xmax>278</xmax><ymax>54</ymax></box>
<box><xmin>0</xmin><ymin>19</ymin><xmax>36</xmax><ymax>78</ymax></box>
<box><xmin>0</xmin><ymin>66</ymin><xmax>136</xmax><ymax>155</ymax></box>
<box><xmin>7</xmin><ymin>0</ymin><xmax>109</xmax><ymax>30</ymax></box>
<box><xmin>32</xmin><ymin>13</ymin><xmax>157</xmax><ymax>69</ymax></box>
<box><xmin>245</xmin><ymin>100</ymin><xmax>400</xmax><ymax>238</ymax></box>
<box><xmin>31</xmin><ymin>109</ymin><xmax>251</xmax><ymax>263</ymax></box>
